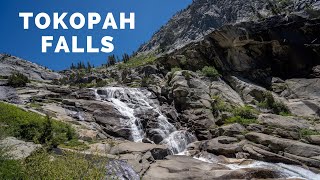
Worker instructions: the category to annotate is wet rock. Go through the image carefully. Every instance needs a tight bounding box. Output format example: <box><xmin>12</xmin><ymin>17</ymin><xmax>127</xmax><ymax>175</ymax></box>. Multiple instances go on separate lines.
<box><xmin>199</xmin><ymin>136</ymin><xmax>245</xmax><ymax>157</ymax></box>
<box><xmin>142</xmin><ymin>155</ymin><xmax>283</xmax><ymax>180</ymax></box>
<box><xmin>106</xmin><ymin>160</ymin><xmax>140</xmax><ymax>180</ymax></box>
<box><xmin>242</xmin><ymin>143</ymin><xmax>302</xmax><ymax>166</ymax></box>
<box><xmin>109</xmin><ymin>142</ymin><xmax>169</xmax><ymax>160</ymax></box>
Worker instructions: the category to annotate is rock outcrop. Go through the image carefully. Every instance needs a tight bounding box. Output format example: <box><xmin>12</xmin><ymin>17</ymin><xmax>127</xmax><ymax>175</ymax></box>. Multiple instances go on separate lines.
<box><xmin>0</xmin><ymin>54</ymin><xmax>61</xmax><ymax>81</ymax></box>
<box><xmin>139</xmin><ymin>0</ymin><xmax>320</xmax><ymax>53</ymax></box>
<box><xmin>0</xmin><ymin>137</ymin><xmax>41</xmax><ymax>160</ymax></box>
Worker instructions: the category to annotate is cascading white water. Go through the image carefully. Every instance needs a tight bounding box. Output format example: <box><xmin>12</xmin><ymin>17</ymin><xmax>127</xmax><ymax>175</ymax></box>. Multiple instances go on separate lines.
<box><xmin>94</xmin><ymin>88</ymin><xmax>144</xmax><ymax>142</ymax></box>
<box><xmin>160</xmin><ymin>130</ymin><xmax>197</xmax><ymax>154</ymax></box>
<box><xmin>93</xmin><ymin>87</ymin><xmax>196</xmax><ymax>153</ymax></box>
<box><xmin>190</xmin><ymin>153</ymin><xmax>320</xmax><ymax>180</ymax></box>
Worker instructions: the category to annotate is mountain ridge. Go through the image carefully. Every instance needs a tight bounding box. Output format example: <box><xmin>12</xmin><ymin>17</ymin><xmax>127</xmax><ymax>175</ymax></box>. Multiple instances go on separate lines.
<box><xmin>138</xmin><ymin>0</ymin><xmax>320</xmax><ymax>53</ymax></box>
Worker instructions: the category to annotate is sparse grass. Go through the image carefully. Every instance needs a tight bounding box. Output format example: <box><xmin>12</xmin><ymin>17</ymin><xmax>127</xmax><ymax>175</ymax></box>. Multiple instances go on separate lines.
<box><xmin>225</xmin><ymin>116</ymin><xmax>258</xmax><ymax>125</ymax></box>
<box><xmin>258</xmin><ymin>91</ymin><xmax>291</xmax><ymax>116</ymax></box>
<box><xmin>59</xmin><ymin>139</ymin><xmax>89</xmax><ymax>151</ymax></box>
<box><xmin>28</xmin><ymin>102</ymin><xmax>42</xmax><ymax>110</ymax></box>
<box><xmin>299</xmin><ymin>129</ymin><xmax>320</xmax><ymax>139</ymax></box>
<box><xmin>96</xmin><ymin>78</ymin><xmax>115</xmax><ymax>87</ymax></box>
<box><xmin>118</xmin><ymin>53</ymin><xmax>157</xmax><ymax>69</ymax></box>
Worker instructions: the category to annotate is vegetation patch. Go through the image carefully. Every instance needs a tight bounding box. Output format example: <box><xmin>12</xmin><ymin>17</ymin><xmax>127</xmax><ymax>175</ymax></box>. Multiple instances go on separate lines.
<box><xmin>299</xmin><ymin>129</ymin><xmax>320</xmax><ymax>139</ymax></box>
<box><xmin>258</xmin><ymin>91</ymin><xmax>291</xmax><ymax>116</ymax></box>
<box><xmin>7</xmin><ymin>73</ymin><xmax>30</xmax><ymax>88</ymax></box>
<box><xmin>171</xmin><ymin>67</ymin><xmax>182</xmax><ymax>74</ymax></box>
<box><xmin>225</xmin><ymin>116</ymin><xmax>258</xmax><ymax>125</ymax></box>
<box><xmin>118</xmin><ymin>53</ymin><xmax>157</xmax><ymax>69</ymax></box>
<box><xmin>201</xmin><ymin>66</ymin><xmax>220</xmax><ymax>78</ymax></box>
<box><xmin>226</xmin><ymin>105</ymin><xmax>258</xmax><ymax>125</ymax></box>
<box><xmin>0</xmin><ymin>149</ymin><xmax>107</xmax><ymax>179</ymax></box>
<box><xmin>211</xmin><ymin>95</ymin><xmax>231</xmax><ymax>112</ymax></box>
<box><xmin>0</xmin><ymin>102</ymin><xmax>77</xmax><ymax>147</ymax></box>
<box><xmin>59</xmin><ymin>139</ymin><xmax>89</xmax><ymax>151</ymax></box>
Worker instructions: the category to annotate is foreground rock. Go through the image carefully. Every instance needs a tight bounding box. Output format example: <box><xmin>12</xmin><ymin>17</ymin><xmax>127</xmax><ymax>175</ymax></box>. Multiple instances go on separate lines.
<box><xmin>143</xmin><ymin>155</ymin><xmax>284</xmax><ymax>180</ymax></box>
<box><xmin>0</xmin><ymin>137</ymin><xmax>41</xmax><ymax>160</ymax></box>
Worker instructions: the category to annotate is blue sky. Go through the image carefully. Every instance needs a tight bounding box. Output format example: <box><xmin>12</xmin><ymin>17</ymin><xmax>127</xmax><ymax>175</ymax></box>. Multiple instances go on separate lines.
<box><xmin>0</xmin><ymin>0</ymin><xmax>191</xmax><ymax>70</ymax></box>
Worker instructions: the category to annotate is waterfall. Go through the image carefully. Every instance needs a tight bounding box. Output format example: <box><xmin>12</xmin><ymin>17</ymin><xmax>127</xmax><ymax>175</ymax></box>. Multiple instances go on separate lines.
<box><xmin>191</xmin><ymin>152</ymin><xmax>320</xmax><ymax>180</ymax></box>
<box><xmin>93</xmin><ymin>87</ymin><xmax>196</xmax><ymax>153</ymax></box>
<box><xmin>160</xmin><ymin>130</ymin><xmax>197</xmax><ymax>154</ymax></box>
<box><xmin>94</xmin><ymin>87</ymin><xmax>145</xmax><ymax>142</ymax></box>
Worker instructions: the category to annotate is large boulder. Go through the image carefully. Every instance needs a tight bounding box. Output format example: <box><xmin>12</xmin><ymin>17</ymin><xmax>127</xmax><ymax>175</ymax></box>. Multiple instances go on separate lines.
<box><xmin>0</xmin><ymin>86</ymin><xmax>20</xmax><ymax>103</ymax></box>
<box><xmin>109</xmin><ymin>141</ymin><xmax>169</xmax><ymax>160</ymax></box>
<box><xmin>166</xmin><ymin>71</ymin><xmax>216</xmax><ymax>138</ymax></box>
<box><xmin>258</xmin><ymin>114</ymin><xmax>311</xmax><ymax>129</ymax></box>
<box><xmin>199</xmin><ymin>136</ymin><xmax>245</xmax><ymax>157</ymax></box>
<box><xmin>0</xmin><ymin>137</ymin><xmax>41</xmax><ymax>160</ymax></box>
<box><xmin>142</xmin><ymin>155</ymin><xmax>283</xmax><ymax>180</ymax></box>
<box><xmin>281</xmin><ymin>78</ymin><xmax>320</xmax><ymax>117</ymax></box>
<box><xmin>245</xmin><ymin>132</ymin><xmax>320</xmax><ymax>158</ymax></box>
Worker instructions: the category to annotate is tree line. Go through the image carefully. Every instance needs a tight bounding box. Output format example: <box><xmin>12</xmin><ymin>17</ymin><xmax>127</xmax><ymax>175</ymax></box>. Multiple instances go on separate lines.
<box><xmin>69</xmin><ymin>52</ymin><xmax>137</xmax><ymax>70</ymax></box>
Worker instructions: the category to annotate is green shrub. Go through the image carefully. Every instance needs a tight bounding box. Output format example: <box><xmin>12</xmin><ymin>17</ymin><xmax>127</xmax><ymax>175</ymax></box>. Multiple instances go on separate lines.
<box><xmin>211</xmin><ymin>95</ymin><xmax>230</xmax><ymax>112</ymax></box>
<box><xmin>201</xmin><ymin>66</ymin><xmax>219</xmax><ymax>78</ymax></box>
<box><xmin>225</xmin><ymin>116</ymin><xmax>258</xmax><ymax>125</ymax></box>
<box><xmin>225</xmin><ymin>105</ymin><xmax>258</xmax><ymax>125</ymax></box>
<box><xmin>299</xmin><ymin>129</ymin><xmax>320</xmax><ymax>139</ymax></box>
<box><xmin>7</xmin><ymin>73</ymin><xmax>30</xmax><ymax>87</ymax></box>
<box><xmin>233</xmin><ymin>105</ymin><xmax>257</xmax><ymax>119</ymax></box>
<box><xmin>258</xmin><ymin>91</ymin><xmax>291</xmax><ymax>115</ymax></box>
<box><xmin>0</xmin><ymin>102</ymin><xmax>77</xmax><ymax>147</ymax></box>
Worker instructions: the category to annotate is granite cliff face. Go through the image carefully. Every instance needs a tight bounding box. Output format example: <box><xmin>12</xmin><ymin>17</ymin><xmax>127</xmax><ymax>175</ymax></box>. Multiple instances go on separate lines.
<box><xmin>139</xmin><ymin>0</ymin><xmax>320</xmax><ymax>53</ymax></box>
<box><xmin>158</xmin><ymin>14</ymin><xmax>320</xmax><ymax>86</ymax></box>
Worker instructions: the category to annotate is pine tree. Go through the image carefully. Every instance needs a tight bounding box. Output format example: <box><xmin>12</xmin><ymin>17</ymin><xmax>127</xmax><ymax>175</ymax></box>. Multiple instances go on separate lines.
<box><xmin>87</xmin><ymin>61</ymin><xmax>92</xmax><ymax>72</ymax></box>
<box><xmin>107</xmin><ymin>55</ymin><xmax>116</xmax><ymax>66</ymax></box>
<box><xmin>122</xmin><ymin>53</ymin><xmax>130</xmax><ymax>63</ymax></box>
